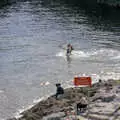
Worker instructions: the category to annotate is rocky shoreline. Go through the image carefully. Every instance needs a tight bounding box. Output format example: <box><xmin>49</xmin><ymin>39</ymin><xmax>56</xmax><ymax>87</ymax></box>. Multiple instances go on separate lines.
<box><xmin>8</xmin><ymin>79</ymin><xmax>120</xmax><ymax>120</ymax></box>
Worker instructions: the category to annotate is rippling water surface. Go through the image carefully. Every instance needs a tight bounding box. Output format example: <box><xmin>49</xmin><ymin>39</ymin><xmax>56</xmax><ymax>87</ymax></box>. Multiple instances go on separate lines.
<box><xmin>0</xmin><ymin>0</ymin><xmax>120</xmax><ymax>119</ymax></box>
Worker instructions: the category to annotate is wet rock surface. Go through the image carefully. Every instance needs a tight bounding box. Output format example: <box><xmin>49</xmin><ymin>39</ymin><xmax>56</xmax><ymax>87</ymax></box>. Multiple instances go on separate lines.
<box><xmin>12</xmin><ymin>79</ymin><xmax>120</xmax><ymax>120</ymax></box>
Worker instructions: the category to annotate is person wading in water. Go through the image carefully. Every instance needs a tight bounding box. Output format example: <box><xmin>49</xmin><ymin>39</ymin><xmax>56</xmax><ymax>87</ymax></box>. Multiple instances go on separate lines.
<box><xmin>66</xmin><ymin>44</ymin><xmax>74</xmax><ymax>56</ymax></box>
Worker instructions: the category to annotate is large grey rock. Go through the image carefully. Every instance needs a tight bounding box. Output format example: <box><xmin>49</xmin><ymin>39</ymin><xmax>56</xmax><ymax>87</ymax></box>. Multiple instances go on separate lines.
<box><xmin>88</xmin><ymin>114</ymin><xmax>109</xmax><ymax>120</ymax></box>
<box><xmin>7</xmin><ymin>118</ymin><xmax>17</xmax><ymax>120</ymax></box>
<box><xmin>42</xmin><ymin>112</ymin><xmax>65</xmax><ymax>120</ymax></box>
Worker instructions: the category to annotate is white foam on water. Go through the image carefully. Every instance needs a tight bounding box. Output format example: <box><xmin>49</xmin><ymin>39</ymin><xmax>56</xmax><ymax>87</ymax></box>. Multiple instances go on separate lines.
<box><xmin>89</xmin><ymin>48</ymin><xmax>120</xmax><ymax>59</ymax></box>
<box><xmin>56</xmin><ymin>50</ymin><xmax>66</xmax><ymax>57</ymax></box>
<box><xmin>56</xmin><ymin>48</ymin><xmax>120</xmax><ymax>61</ymax></box>
<box><xmin>14</xmin><ymin>104</ymin><xmax>34</xmax><ymax>119</ymax></box>
<box><xmin>72</xmin><ymin>50</ymin><xmax>90</xmax><ymax>58</ymax></box>
<box><xmin>56</xmin><ymin>50</ymin><xmax>90</xmax><ymax>58</ymax></box>
<box><xmin>0</xmin><ymin>90</ymin><xmax>4</xmax><ymax>93</ymax></box>
<box><xmin>45</xmin><ymin>81</ymin><xmax>50</xmax><ymax>86</ymax></box>
<box><xmin>40</xmin><ymin>81</ymin><xmax>51</xmax><ymax>86</ymax></box>
<box><xmin>14</xmin><ymin>112</ymin><xmax>23</xmax><ymax>119</ymax></box>
<box><xmin>33</xmin><ymin>96</ymin><xmax>45</xmax><ymax>104</ymax></box>
<box><xmin>100</xmin><ymin>71</ymin><xmax>120</xmax><ymax>81</ymax></box>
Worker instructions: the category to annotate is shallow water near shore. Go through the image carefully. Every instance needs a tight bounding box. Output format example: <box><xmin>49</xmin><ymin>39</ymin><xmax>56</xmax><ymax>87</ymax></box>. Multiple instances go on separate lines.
<box><xmin>0</xmin><ymin>0</ymin><xmax>120</xmax><ymax>119</ymax></box>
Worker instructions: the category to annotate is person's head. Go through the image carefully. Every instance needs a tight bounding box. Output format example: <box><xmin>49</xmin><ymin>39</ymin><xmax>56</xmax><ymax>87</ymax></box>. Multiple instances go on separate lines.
<box><xmin>56</xmin><ymin>83</ymin><xmax>61</xmax><ymax>87</ymax></box>
<box><xmin>67</xmin><ymin>44</ymin><xmax>71</xmax><ymax>47</ymax></box>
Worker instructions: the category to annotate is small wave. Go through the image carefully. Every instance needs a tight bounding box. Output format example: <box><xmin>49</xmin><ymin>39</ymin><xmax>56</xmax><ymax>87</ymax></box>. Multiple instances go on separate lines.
<box><xmin>14</xmin><ymin>97</ymin><xmax>45</xmax><ymax>119</ymax></box>
<box><xmin>14</xmin><ymin>104</ymin><xmax>35</xmax><ymax>119</ymax></box>
<box><xmin>112</xmin><ymin>55</ymin><xmax>120</xmax><ymax>60</ymax></box>
<box><xmin>33</xmin><ymin>96</ymin><xmax>45</xmax><ymax>104</ymax></box>
<box><xmin>89</xmin><ymin>48</ymin><xmax>120</xmax><ymax>58</ymax></box>
<box><xmin>91</xmin><ymin>72</ymin><xmax>120</xmax><ymax>82</ymax></box>
<box><xmin>56</xmin><ymin>51</ymin><xmax>65</xmax><ymax>57</ymax></box>
<box><xmin>56</xmin><ymin>48</ymin><xmax>119</xmax><ymax>57</ymax></box>
<box><xmin>100</xmin><ymin>71</ymin><xmax>120</xmax><ymax>81</ymax></box>
<box><xmin>72</xmin><ymin>51</ymin><xmax>90</xmax><ymax>58</ymax></box>
<box><xmin>0</xmin><ymin>90</ymin><xmax>4</xmax><ymax>93</ymax></box>
<box><xmin>14</xmin><ymin>95</ymin><xmax>51</xmax><ymax>119</ymax></box>
<box><xmin>56</xmin><ymin>48</ymin><xmax>120</xmax><ymax>63</ymax></box>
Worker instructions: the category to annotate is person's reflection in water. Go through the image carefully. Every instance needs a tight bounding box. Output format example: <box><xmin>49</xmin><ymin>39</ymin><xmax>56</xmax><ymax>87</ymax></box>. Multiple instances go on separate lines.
<box><xmin>66</xmin><ymin>55</ymin><xmax>72</xmax><ymax>63</ymax></box>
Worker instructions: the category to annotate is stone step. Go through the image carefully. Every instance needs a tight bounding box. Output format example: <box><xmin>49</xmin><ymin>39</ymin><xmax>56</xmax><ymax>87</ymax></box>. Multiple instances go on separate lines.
<box><xmin>88</xmin><ymin>114</ymin><xmax>109</xmax><ymax>120</ymax></box>
<box><xmin>77</xmin><ymin>115</ymin><xmax>88</xmax><ymax>120</ymax></box>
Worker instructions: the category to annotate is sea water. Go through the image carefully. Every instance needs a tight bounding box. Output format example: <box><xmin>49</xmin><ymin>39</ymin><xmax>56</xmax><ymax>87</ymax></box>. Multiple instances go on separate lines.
<box><xmin>0</xmin><ymin>0</ymin><xmax>120</xmax><ymax>119</ymax></box>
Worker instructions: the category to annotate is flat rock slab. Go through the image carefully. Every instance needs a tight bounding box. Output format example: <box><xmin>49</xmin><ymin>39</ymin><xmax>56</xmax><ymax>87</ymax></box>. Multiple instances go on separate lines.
<box><xmin>89</xmin><ymin>102</ymin><xmax>118</xmax><ymax>115</ymax></box>
<box><xmin>88</xmin><ymin>114</ymin><xmax>109</xmax><ymax>120</ymax></box>
<box><xmin>42</xmin><ymin>112</ymin><xmax>65</xmax><ymax>120</ymax></box>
